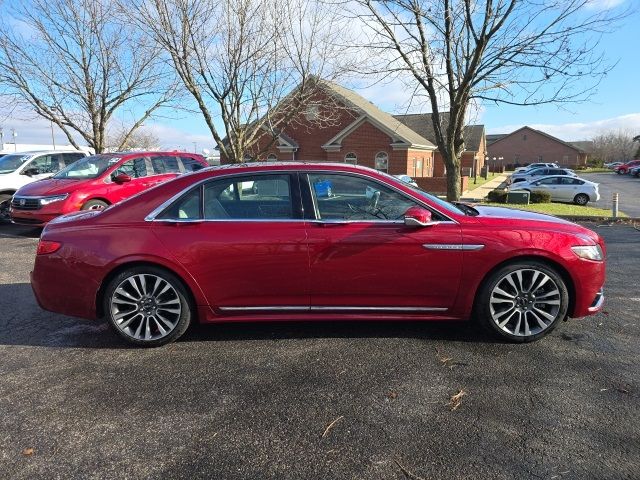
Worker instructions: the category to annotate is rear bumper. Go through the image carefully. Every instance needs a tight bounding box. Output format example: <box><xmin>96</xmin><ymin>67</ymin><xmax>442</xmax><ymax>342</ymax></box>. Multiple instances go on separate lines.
<box><xmin>31</xmin><ymin>255</ymin><xmax>101</xmax><ymax>320</ymax></box>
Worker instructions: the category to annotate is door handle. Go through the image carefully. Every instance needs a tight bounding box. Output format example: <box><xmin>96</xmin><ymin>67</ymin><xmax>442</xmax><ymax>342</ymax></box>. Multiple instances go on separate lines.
<box><xmin>315</xmin><ymin>220</ymin><xmax>350</xmax><ymax>227</ymax></box>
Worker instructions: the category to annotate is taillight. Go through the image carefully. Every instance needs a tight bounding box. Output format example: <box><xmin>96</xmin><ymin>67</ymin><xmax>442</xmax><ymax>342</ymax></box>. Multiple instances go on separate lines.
<box><xmin>37</xmin><ymin>240</ymin><xmax>62</xmax><ymax>255</ymax></box>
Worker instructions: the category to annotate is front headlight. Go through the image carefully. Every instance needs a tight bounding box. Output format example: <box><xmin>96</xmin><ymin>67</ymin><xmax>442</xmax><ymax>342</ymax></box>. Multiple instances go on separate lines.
<box><xmin>571</xmin><ymin>245</ymin><xmax>604</xmax><ymax>261</ymax></box>
<box><xmin>39</xmin><ymin>194</ymin><xmax>69</xmax><ymax>205</ymax></box>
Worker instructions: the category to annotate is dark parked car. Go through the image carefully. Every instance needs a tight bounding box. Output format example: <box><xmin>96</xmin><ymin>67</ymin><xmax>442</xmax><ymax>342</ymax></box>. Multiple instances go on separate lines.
<box><xmin>32</xmin><ymin>163</ymin><xmax>606</xmax><ymax>346</ymax></box>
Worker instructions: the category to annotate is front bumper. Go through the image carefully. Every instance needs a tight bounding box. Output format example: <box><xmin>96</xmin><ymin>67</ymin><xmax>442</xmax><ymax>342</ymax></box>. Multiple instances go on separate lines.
<box><xmin>10</xmin><ymin>206</ymin><xmax>63</xmax><ymax>226</ymax></box>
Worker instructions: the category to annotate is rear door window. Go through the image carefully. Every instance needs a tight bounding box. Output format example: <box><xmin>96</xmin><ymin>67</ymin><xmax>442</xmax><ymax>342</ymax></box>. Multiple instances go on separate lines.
<box><xmin>150</xmin><ymin>156</ymin><xmax>181</xmax><ymax>175</ymax></box>
<box><xmin>204</xmin><ymin>174</ymin><xmax>294</xmax><ymax>220</ymax></box>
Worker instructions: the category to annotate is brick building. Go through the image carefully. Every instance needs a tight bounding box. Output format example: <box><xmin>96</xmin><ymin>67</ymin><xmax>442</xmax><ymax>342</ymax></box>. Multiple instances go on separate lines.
<box><xmin>487</xmin><ymin>126</ymin><xmax>590</xmax><ymax>168</ymax></box>
<box><xmin>222</xmin><ymin>81</ymin><xmax>484</xmax><ymax>192</ymax></box>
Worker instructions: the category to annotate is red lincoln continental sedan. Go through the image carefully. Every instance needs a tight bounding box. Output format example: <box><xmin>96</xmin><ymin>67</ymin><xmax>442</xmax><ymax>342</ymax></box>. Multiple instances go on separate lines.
<box><xmin>31</xmin><ymin>163</ymin><xmax>606</xmax><ymax>346</ymax></box>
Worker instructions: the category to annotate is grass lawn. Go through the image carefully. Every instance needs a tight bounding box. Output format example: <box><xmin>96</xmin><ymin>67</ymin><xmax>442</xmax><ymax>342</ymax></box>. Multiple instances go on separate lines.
<box><xmin>578</xmin><ymin>168</ymin><xmax>612</xmax><ymax>174</ymax></box>
<box><xmin>481</xmin><ymin>202</ymin><xmax>627</xmax><ymax>217</ymax></box>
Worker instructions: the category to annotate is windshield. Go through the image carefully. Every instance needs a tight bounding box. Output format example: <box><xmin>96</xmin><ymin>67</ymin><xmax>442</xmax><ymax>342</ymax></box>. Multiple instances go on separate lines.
<box><xmin>0</xmin><ymin>153</ymin><xmax>33</xmax><ymax>174</ymax></box>
<box><xmin>53</xmin><ymin>154</ymin><xmax>121</xmax><ymax>179</ymax></box>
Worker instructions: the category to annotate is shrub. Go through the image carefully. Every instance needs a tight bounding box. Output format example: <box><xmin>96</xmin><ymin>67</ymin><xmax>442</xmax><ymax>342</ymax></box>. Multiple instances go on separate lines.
<box><xmin>530</xmin><ymin>191</ymin><xmax>551</xmax><ymax>203</ymax></box>
<box><xmin>487</xmin><ymin>189</ymin><xmax>507</xmax><ymax>203</ymax></box>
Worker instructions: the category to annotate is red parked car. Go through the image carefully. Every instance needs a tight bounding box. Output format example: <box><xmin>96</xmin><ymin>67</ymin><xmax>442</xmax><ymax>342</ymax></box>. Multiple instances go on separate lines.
<box><xmin>31</xmin><ymin>163</ymin><xmax>606</xmax><ymax>346</ymax></box>
<box><xmin>614</xmin><ymin>160</ymin><xmax>640</xmax><ymax>174</ymax></box>
<box><xmin>10</xmin><ymin>151</ymin><xmax>207</xmax><ymax>226</ymax></box>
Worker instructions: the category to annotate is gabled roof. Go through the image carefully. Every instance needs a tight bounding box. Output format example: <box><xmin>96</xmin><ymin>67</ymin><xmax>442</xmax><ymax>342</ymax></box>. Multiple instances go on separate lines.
<box><xmin>569</xmin><ymin>141</ymin><xmax>593</xmax><ymax>153</ymax></box>
<box><xmin>393</xmin><ymin>113</ymin><xmax>485</xmax><ymax>152</ymax></box>
<box><xmin>486</xmin><ymin>134</ymin><xmax>507</xmax><ymax>145</ymax></box>
<box><xmin>320</xmin><ymin>81</ymin><xmax>435</xmax><ymax>149</ymax></box>
<box><xmin>490</xmin><ymin>126</ymin><xmax>589</xmax><ymax>153</ymax></box>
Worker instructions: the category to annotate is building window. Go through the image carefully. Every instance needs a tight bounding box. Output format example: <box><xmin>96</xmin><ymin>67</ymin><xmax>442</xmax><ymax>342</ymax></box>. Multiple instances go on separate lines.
<box><xmin>412</xmin><ymin>158</ymin><xmax>423</xmax><ymax>177</ymax></box>
<box><xmin>267</xmin><ymin>153</ymin><xmax>277</xmax><ymax>162</ymax></box>
<box><xmin>375</xmin><ymin>151</ymin><xmax>389</xmax><ymax>172</ymax></box>
<box><xmin>562</xmin><ymin>155</ymin><xmax>568</xmax><ymax>164</ymax></box>
<box><xmin>538</xmin><ymin>155</ymin><xmax>543</xmax><ymax>161</ymax></box>
<box><xmin>523</xmin><ymin>134</ymin><xmax>527</xmax><ymax>140</ymax></box>
<box><xmin>344</xmin><ymin>152</ymin><xmax>357</xmax><ymax>165</ymax></box>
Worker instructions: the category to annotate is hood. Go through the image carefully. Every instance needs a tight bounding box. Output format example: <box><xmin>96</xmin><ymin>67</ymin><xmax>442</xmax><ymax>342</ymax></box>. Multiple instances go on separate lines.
<box><xmin>15</xmin><ymin>178</ymin><xmax>87</xmax><ymax>196</ymax></box>
<box><xmin>472</xmin><ymin>205</ymin><xmax>601</xmax><ymax>243</ymax></box>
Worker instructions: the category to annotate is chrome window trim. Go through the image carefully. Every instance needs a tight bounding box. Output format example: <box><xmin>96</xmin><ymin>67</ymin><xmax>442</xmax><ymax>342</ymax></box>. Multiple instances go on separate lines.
<box><xmin>145</xmin><ymin>169</ymin><xmax>459</xmax><ymax>224</ymax></box>
<box><xmin>219</xmin><ymin>306</ymin><xmax>448</xmax><ymax>312</ymax></box>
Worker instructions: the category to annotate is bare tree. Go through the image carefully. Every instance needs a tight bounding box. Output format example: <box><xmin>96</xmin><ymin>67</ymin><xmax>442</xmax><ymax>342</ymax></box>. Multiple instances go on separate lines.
<box><xmin>591</xmin><ymin>130</ymin><xmax>639</xmax><ymax>164</ymax></box>
<box><xmin>346</xmin><ymin>0</ymin><xmax>628</xmax><ymax>200</ymax></box>
<box><xmin>106</xmin><ymin>128</ymin><xmax>162</xmax><ymax>151</ymax></box>
<box><xmin>123</xmin><ymin>0</ymin><xmax>349</xmax><ymax>162</ymax></box>
<box><xmin>0</xmin><ymin>0</ymin><xmax>177</xmax><ymax>153</ymax></box>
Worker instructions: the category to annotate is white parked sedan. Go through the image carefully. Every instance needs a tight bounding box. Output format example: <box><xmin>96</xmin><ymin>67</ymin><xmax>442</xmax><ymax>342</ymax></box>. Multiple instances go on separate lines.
<box><xmin>509</xmin><ymin>175</ymin><xmax>600</xmax><ymax>205</ymax></box>
<box><xmin>513</xmin><ymin>162</ymin><xmax>559</xmax><ymax>173</ymax></box>
<box><xmin>394</xmin><ymin>174</ymin><xmax>419</xmax><ymax>187</ymax></box>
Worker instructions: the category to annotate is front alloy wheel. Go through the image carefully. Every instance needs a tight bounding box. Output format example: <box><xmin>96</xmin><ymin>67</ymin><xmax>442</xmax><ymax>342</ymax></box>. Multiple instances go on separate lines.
<box><xmin>477</xmin><ymin>262</ymin><xmax>569</xmax><ymax>342</ymax></box>
<box><xmin>105</xmin><ymin>266</ymin><xmax>192</xmax><ymax>346</ymax></box>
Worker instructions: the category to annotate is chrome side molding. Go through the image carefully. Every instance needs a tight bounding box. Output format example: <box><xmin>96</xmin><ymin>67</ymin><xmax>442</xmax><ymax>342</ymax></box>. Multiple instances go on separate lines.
<box><xmin>219</xmin><ymin>306</ymin><xmax>448</xmax><ymax>313</ymax></box>
<box><xmin>422</xmin><ymin>244</ymin><xmax>485</xmax><ymax>251</ymax></box>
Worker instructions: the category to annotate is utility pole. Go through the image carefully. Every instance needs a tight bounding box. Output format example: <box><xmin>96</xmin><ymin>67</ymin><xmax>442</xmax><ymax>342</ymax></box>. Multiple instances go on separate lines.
<box><xmin>49</xmin><ymin>106</ymin><xmax>57</xmax><ymax>150</ymax></box>
<box><xmin>11</xmin><ymin>129</ymin><xmax>17</xmax><ymax>151</ymax></box>
<box><xmin>0</xmin><ymin>128</ymin><xmax>4</xmax><ymax>151</ymax></box>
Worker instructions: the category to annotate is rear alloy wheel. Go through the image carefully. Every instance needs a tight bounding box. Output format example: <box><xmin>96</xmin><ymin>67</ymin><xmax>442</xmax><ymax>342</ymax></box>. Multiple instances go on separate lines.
<box><xmin>477</xmin><ymin>261</ymin><xmax>569</xmax><ymax>342</ymax></box>
<box><xmin>574</xmin><ymin>193</ymin><xmax>589</xmax><ymax>205</ymax></box>
<box><xmin>82</xmin><ymin>199</ymin><xmax>109</xmax><ymax>210</ymax></box>
<box><xmin>104</xmin><ymin>266</ymin><xmax>192</xmax><ymax>346</ymax></box>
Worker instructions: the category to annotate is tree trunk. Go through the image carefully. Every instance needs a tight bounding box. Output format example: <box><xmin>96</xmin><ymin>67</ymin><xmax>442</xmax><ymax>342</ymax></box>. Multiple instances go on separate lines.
<box><xmin>445</xmin><ymin>158</ymin><xmax>461</xmax><ymax>201</ymax></box>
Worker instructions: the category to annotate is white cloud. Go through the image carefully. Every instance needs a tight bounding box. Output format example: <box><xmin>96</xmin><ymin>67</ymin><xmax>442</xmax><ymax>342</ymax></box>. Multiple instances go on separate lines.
<box><xmin>488</xmin><ymin>113</ymin><xmax>640</xmax><ymax>140</ymax></box>
<box><xmin>585</xmin><ymin>0</ymin><xmax>627</xmax><ymax>10</ymax></box>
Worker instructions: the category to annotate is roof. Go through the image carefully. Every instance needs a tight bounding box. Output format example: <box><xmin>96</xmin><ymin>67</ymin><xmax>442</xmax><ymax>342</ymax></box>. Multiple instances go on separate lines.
<box><xmin>393</xmin><ymin>113</ymin><xmax>485</xmax><ymax>152</ymax></box>
<box><xmin>321</xmin><ymin>81</ymin><xmax>435</xmax><ymax>148</ymax></box>
<box><xmin>486</xmin><ymin>134</ymin><xmax>507</xmax><ymax>145</ymax></box>
<box><xmin>568</xmin><ymin>141</ymin><xmax>593</xmax><ymax>153</ymax></box>
<box><xmin>489</xmin><ymin>126</ymin><xmax>590</xmax><ymax>153</ymax></box>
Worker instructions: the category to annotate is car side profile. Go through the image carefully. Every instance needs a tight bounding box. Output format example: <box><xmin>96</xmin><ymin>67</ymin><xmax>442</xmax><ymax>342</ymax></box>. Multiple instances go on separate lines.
<box><xmin>509</xmin><ymin>167</ymin><xmax>576</xmax><ymax>184</ymax></box>
<box><xmin>614</xmin><ymin>160</ymin><xmax>640</xmax><ymax>175</ymax></box>
<box><xmin>513</xmin><ymin>162</ymin><xmax>559</xmax><ymax>173</ymax></box>
<box><xmin>508</xmin><ymin>175</ymin><xmax>600</xmax><ymax>205</ymax></box>
<box><xmin>0</xmin><ymin>150</ymin><xmax>89</xmax><ymax>221</ymax></box>
<box><xmin>10</xmin><ymin>151</ymin><xmax>207</xmax><ymax>226</ymax></box>
<box><xmin>31</xmin><ymin>163</ymin><xmax>606</xmax><ymax>347</ymax></box>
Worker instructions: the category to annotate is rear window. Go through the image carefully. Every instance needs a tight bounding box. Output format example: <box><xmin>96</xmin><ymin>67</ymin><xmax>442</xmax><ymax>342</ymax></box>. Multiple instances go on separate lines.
<box><xmin>180</xmin><ymin>156</ymin><xmax>205</xmax><ymax>172</ymax></box>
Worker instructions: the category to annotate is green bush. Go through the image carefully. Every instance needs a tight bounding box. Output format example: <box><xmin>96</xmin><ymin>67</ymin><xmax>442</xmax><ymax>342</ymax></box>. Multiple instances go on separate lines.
<box><xmin>529</xmin><ymin>191</ymin><xmax>551</xmax><ymax>203</ymax></box>
<box><xmin>487</xmin><ymin>189</ymin><xmax>507</xmax><ymax>203</ymax></box>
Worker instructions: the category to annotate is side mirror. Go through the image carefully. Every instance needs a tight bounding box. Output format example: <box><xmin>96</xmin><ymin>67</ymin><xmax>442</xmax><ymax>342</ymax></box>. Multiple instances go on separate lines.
<box><xmin>404</xmin><ymin>206</ymin><xmax>434</xmax><ymax>227</ymax></box>
<box><xmin>22</xmin><ymin>167</ymin><xmax>40</xmax><ymax>177</ymax></box>
<box><xmin>112</xmin><ymin>173</ymin><xmax>132</xmax><ymax>184</ymax></box>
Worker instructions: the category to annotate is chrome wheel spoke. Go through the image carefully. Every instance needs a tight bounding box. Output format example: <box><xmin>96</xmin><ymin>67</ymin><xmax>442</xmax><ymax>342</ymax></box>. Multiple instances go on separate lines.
<box><xmin>489</xmin><ymin>268</ymin><xmax>562</xmax><ymax>338</ymax></box>
<box><xmin>110</xmin><ymin>273</ymin><xmax>182</xmax><ymax>342</ymax></box>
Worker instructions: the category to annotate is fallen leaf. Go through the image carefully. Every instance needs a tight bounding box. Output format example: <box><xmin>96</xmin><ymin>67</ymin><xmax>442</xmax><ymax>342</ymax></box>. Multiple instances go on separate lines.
<box><xmin>22</xmin><ymin>448</ymin><xmax>34</xmax><ymax>456</ymax></box>
<box><xmin>448</xmin><ymin>389</ymin><xmax>466</xmax><ymax>411</ymax></box>
<box><xmin>387</xmin><ymin>390</ymin><xmax>398</xmax><ymax>400</ymax></box>
<box><xmin>321</xmin><ymin>416</ymin><xmax>344</xmax><ymax>438</ymax></box>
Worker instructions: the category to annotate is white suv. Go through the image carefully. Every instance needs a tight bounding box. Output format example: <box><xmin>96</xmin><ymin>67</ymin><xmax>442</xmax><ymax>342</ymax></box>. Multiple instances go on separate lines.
<box><xmin>0</xmin><ymin>150</ymin><xmax>89</xmax><ymax>221</ymax></box>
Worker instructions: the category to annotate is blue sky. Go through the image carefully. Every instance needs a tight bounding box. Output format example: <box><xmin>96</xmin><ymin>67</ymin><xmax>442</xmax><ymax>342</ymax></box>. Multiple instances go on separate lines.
<box><xmin>2</xmin><ymin>0</ymin><xmax>638</xmax><ymax>149</ymax></box>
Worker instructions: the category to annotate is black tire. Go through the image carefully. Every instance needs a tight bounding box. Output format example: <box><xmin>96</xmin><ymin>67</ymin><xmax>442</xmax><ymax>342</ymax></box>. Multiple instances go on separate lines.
<box><xmin>82</xmin><ymin>199</ymin><xmax>109</xmax><ymax>210</ymax></box>
<box><xmin>574</xmin><ymin>193</ymin><xmax>589</xmax><ymax>205</ymax></box>
<box><xmin>475</xmin><ymin>260</ymin><xmax>569</xmax><ymax>343</ymax></box>
<box><xmin>0</xmin><ymin>194</ymin><xmax>11</xmax><ymax>223</ymax></box>
<box><xmin>103</xmin><ymin>266</ymin><xmax>193</xmax><ymax>347</ymax></box>
<box><xmin>617</xmin><ymin>170</ymin><xmax>623</xmax><ymax>175</ymax></box>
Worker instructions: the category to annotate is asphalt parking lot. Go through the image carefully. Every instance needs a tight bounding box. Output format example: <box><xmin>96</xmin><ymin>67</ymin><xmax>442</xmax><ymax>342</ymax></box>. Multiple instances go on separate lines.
<box><xmin>582</xmin><ymin>172</ymin><xmax>640</xmax><ymax>217</ymax></box>
<box><xmin>0</xmin><ymin>222</ymin><xmax>638</xmax><ymax>480</ymax></box>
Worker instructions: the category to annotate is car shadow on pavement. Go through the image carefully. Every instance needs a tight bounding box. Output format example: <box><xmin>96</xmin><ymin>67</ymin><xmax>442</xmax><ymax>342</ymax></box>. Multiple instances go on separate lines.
<box><xmin>0</xmin><ymin>282</ymin><xmax>501</xmax><ymax>348</ymax></box>
<box><xmin>0</xmin><ymin>223</ymin><xmax>42</xmax><ymax>239</ymax></box>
